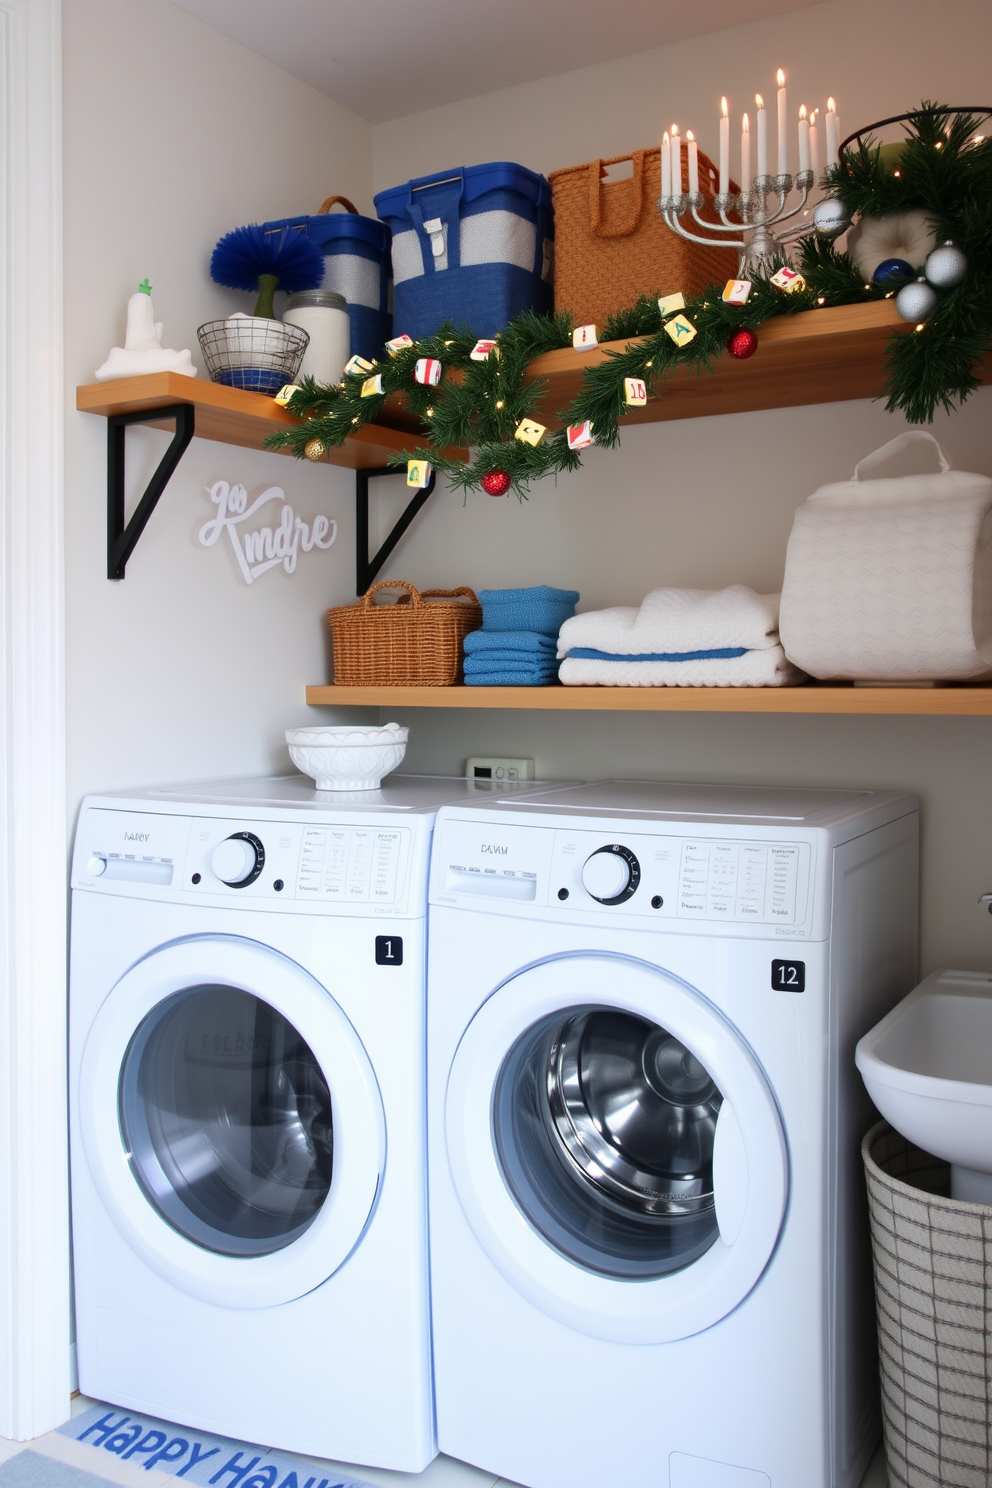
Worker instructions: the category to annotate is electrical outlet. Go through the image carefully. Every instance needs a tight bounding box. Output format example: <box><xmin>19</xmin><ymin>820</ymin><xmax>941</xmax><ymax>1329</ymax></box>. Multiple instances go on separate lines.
<box><xmin>466</xmin><ymin>756</ymin><xmax>535</xmax><ymax>783</ymax></box>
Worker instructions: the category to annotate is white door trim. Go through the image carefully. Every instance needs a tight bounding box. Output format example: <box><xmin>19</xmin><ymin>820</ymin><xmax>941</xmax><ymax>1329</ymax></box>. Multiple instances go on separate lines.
<box><xmin>0</xmin><ymin>0</ymin><xmax>69</xmax><ymax>1438</ymax></box>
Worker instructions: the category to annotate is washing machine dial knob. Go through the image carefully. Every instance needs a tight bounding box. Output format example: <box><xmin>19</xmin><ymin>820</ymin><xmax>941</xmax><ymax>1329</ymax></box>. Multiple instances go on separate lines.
<box><xmin>211</xmin><ymin>832</ymin><xmax>265</xmax><ymax>888</ymax></box>
<box><xmin>581</xmin><ymin>845</ymin><xmax>641</xmax><ymax>904</ymax></box>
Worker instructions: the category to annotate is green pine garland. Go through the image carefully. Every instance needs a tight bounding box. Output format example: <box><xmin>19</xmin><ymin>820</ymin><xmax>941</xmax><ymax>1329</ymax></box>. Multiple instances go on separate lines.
<box><xmin>264</xmin><ymin>102</ymin><xmax>992</xmax><ymax>496</ymax></box>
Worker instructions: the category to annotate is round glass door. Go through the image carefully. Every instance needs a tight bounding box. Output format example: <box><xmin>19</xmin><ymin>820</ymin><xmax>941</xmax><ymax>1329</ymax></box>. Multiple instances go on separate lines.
<box><xmin>495</xmin><ymin>1007</ymin><xmax>723</xmax><ymax>1278</ymax></box>
<box><xmin>119</xmin><ymin>985</ymin><xmax>334</xmax><ymax>1257</ymax></box>
<box><xmin>79</xmin><ymin>935</ymin><xmax>385</xmax><ymax>1308</ymax></box>
<box><xmin>444</xmin><ymin>954</ymin><xmax>787</xmax><ymax>1343</ymax></box>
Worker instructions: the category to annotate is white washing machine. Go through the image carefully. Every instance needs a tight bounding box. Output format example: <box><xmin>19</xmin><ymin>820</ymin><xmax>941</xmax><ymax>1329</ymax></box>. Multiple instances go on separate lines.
<box><xmin>69</xmin><ymin>772</ymin><xmax>556</xmax><ymax>1469</ymax></box>
<box><xmin>427</xmin><ymin>781</ymin><xmax>919</xmax><ymax>1488</ymax></box>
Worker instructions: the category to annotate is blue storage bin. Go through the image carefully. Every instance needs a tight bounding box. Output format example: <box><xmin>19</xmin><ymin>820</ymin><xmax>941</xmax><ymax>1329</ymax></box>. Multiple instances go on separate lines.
<box><xmin>261</xmin><ymin>197</ymin><xmax>392</xmax><ymax>362</ymax></box>
<box><xmin>374</xmin><ymin>162</ymin><xmax>553</xmax><ymax>341</ymax></box>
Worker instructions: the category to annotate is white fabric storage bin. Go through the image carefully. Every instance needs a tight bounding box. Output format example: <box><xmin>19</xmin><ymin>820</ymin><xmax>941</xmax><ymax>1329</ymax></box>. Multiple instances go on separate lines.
<box><xmin>779</xmin><ymin>432</ymin><xmax>992</xmax><ymax>681</ymax></box>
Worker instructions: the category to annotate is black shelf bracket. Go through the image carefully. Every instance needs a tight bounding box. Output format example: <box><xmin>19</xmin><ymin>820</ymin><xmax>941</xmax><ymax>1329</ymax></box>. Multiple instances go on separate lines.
<box><xmin>107</xmin><ymin>403</ymin><xmax>196</xmax><ymax>579</ymax></box>
<box><xmin>356</xmin><ymin>464</ymin><xmax>437</xmax><ymax>595</ymax></box>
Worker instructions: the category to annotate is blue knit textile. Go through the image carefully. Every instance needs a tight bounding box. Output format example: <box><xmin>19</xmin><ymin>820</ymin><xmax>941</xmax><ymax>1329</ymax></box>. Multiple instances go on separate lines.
<box><xmin>464</xmin><ymin>628</ymin><xmax>559</xmax><ymax>656</ymax></box>
<box><xmin>464</xmin><ymin>665</ymin><xmax>559</xmax><ymax>686</ymax></box>
<box><xmin>479</xmin><ymin>586</ymin><xmax>579</xmax><ymax>635</ymax></box>
<box><xmin>463</xmin><ymin>652</ymin><xmax>559</xmax><ymax>685</ymax></box>
<box><xmin>567</xmin><ymin>646</ymin><xmax>749</xmax><ymax>662</ymax></box>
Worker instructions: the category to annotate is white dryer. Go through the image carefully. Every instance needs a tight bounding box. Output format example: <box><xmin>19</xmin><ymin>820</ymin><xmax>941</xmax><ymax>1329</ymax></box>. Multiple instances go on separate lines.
<box><xmin>427</xmin><ymin>781</ymin><xmax>919</xmax><ymax>1488</ymax></box>
<box><xmin>69</xmin><ymin>773</ymin><xmax>550</xmax><ymax>1469</ymax></box>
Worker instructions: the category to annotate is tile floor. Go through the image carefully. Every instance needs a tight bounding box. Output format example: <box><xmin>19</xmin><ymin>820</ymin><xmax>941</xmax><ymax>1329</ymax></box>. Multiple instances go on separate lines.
<box><xmin>0</xmin><ymin>1396</ymin><xmax>888</xmax><ymax>1488</ymax></box>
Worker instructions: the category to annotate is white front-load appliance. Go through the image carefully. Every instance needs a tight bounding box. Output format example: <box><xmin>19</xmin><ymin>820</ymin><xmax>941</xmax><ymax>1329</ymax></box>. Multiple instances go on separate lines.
<box><xmin>69</xmin><ymin>773</ymin><xmax>553</xmax><ymax>1469</ymax></box>
<box><xmin>427</xmin><ymin>781</ymin><xmax>919</xmax><ymax>1488</ymax></box>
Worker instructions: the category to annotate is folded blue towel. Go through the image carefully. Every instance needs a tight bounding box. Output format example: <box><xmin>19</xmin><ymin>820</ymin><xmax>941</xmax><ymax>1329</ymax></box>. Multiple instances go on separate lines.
<box><xmin>464</xmin><ymin>628</ymin><xmax>560</xmax><ymax>657</ymax></box>
<box><xmin>465</xmin><ymin>666</ymin><xmax>559</xmax><ymax>686</ymax></box>
<box><xmin>479</xmin><ymin>585</ymin><xmax>579</xmax><ymax>636</ymax></box>
<box><xmin>566</xmin><ymin>646</ymin><xmax>749</xmax><ymax>662</ymax></box>
<box><xmin>464</xmin><ymin>651</ymin><xmax>558</xmax><ymax>676</ymax></box>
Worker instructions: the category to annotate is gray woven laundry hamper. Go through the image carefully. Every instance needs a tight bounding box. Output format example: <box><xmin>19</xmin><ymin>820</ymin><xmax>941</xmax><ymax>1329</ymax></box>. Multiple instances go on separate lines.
<box><xmin>863</xmin><ymin>1121</ymin><xmax>992</xmax><ymax>1488</ymax></box>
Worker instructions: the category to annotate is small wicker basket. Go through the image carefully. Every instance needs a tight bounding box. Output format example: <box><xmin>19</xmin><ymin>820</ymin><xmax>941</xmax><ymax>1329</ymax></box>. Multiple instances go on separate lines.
<box><xmin>328</xmin><ymin>581</ymin><xmax>481</xmax><ymax>686</ymax></box>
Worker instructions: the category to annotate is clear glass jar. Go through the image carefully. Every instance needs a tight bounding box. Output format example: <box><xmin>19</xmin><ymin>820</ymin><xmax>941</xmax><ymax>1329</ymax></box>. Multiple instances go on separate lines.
<box><xmin>283</xmin><ymin>290</ymin><xmax>350</xmax><ymax>386</ymax></box>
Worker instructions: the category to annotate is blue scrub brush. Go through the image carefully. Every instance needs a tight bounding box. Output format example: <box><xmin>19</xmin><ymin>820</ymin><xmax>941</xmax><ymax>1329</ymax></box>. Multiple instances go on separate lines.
<box><xmin>210</xmin><ymin>224</ymin><xmax>324</xmax><ymax>318</ymax></box>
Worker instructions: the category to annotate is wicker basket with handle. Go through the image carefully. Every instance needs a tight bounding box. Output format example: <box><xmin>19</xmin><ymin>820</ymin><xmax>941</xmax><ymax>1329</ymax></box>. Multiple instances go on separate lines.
<box><xmin>548</xmin><ymin>147</ymin><xmax>739</xmax><ymax>329</ymax></box>
<box><xmin>328</xmin><ymin>581</ymin><xmax>481</xmax><ymax>686</ymax></box>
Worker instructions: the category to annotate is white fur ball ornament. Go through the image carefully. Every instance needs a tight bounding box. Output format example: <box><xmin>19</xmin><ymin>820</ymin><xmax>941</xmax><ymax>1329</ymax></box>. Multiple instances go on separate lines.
<box><xmin>846</xmin><ymin>209</ymin><xmax>937</xmax><ymax>282</ymax></box>
<box><xmin>894</xmin><ymin>276</ymin><xmax>939</xmax><ymax>324</ymax></box>
<box><xmin>812</xmin><ymin>198</ymin><xmax>853</xmax><ymax>239</ymax></box>
<box><xmin>925</xmin><ymin>241</ymin><xmax>968</xmax><ymax>289</ymax></box>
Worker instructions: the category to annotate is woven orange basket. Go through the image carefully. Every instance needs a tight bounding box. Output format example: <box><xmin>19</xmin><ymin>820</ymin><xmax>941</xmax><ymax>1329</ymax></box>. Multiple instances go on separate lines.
<box><xmin>328</xmin><ymin>581</ymin><xmax>481</xmax><ymax>687</ymax></box>
<box><xmin>548</xmin><ymin>147</ymin><xmax>739</xmax><ymax>329</ymax></box>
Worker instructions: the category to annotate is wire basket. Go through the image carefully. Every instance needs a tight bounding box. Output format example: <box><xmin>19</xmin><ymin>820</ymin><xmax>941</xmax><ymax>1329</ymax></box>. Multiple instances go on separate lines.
<box><xmin>328</xmin><ymin>581</ymin><xmax>481</xmax><ymax>687</ymax></box>
<box><xmin>197</xmin><ymin>317</ymin><xmax>310</xmax><ymax>394</ymax></box>
<box><xmin>863</xmin><ymin>1120</ymin><xmax>992</xmax><ymax>1488</ymax></box>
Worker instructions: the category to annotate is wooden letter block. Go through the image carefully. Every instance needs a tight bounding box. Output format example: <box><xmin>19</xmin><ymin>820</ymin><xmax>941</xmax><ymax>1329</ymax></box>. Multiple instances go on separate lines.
<box><xmin>665</xmin><ymin>314</ymin><xmax>698</xmax><ymax>346</ymax></box>
<box><xmin>406</xmin><ymin>460</ymin><xmax>433</xmax><ymax>488</ymax></box>
<box><xmin>514</xmin><ymin>418</ymin><xmax>547</xmax><ymax>446</ymax></box>
<box><xmin>623</xmin><ymin>378</ymin><xmax>648</xmax><ymax>406</ymax></box>
<box><xmin>722</xmin><ymin>279</ymin><xmax>752</xmax><ymax>305</ymax></box>
<box><xmin>658</xmin><ymin>292</ymin><xmax>686</xmax><ymax>318</ymax></box>
<box><xmin>572</xmin><ymin>324</ymin><xmax>599</xmax><ymax>350</ymax></box>
<box><xmin>567</xmin><ymin>420</ymin><xmax>595</xmax><ymax>449</ymax></box>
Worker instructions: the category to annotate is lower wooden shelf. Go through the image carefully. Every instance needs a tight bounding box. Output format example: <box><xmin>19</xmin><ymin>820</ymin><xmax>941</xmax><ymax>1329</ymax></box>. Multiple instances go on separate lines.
<box><xmin>305</xmin><ymin>684</ymin><xmax>992</xmax><ymax>716</ymax></box>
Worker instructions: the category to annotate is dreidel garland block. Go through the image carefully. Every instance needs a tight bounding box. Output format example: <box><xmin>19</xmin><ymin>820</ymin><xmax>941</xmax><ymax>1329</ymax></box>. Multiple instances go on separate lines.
<box><xmin>262</xmin><ymin>106</ymin><xmax>992</xmax><ymax>495</ymax></box>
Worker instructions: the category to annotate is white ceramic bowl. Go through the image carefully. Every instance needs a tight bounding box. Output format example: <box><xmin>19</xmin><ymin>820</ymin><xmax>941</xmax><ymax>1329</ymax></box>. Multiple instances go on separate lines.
<box><xmin>285</xmin><ymin>722</ymin><xmax>408</xmax><ymax>791</ymax></box>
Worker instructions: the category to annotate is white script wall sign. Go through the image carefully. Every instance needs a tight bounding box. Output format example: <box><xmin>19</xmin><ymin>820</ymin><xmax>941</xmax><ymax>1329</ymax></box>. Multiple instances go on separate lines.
<box><xmin>198</xmin><ymin>480</ymin><xmax>337</xmax><ymax>584</ymax></box>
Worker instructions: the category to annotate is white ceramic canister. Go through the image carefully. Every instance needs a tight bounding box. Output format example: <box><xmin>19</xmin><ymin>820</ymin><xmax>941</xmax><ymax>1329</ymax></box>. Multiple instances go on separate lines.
<box><xmin>283</xmin><ymin>290</ymin><xmax>350</xmax><ymax>385</ymax></box>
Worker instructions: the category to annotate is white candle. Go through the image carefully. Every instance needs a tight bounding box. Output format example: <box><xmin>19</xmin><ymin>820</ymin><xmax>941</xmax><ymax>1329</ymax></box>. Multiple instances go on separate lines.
<box><xmin>776</xmin><ymin>68</ymin><xmax>788</xmax><ymax>175</ymax></box>
<box><xmin>755</xmin><ymin>94</ymin><xmax>767</xmax><ymax>178</ymax></box>
<box><xmin>671</xmin><ymin>124</ymin><xmax>681</xmax><ymax>194</ymax></box>
<box><xmin>809</xmin><ymin>108</ymin><xmax>820</xmax><ymax>178</ymax></box>
<box><xmin>661</xmin><ymin>130</ymin><xmax>671</xmax><ymax>198</ymax></box>
<box><xmin>826</xmin><ymin>97</ymin><xmax>839</xmax><ymax>169</ymax></box>
<box><xmin>687</xmin><ymin>130</ymin><xmax>699</xmax><ymax>194</ymax></box>
<box><xmin>798</xmin><ymin>104</ymin><xmax>810</xmax><ymax>173</ymax></box>
<box><xmin>719</xmin><ymin>97</ymin><xmax>730</xmax><ymax>196</ymax></box>
<box><xmin>741</xmin><ymin>112</ymin><xmax>751</xmax><ymax>191</ymax></box>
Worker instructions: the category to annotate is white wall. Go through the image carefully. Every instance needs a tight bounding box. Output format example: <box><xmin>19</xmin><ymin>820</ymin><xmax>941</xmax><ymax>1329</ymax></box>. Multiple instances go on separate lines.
<box><xmin>62</xmin><ymin>0</ymin><xmax>377</xmax><ymax>819</ymax></box>
<box><xmin>359</xmin><ymin>0</ymin><xmax>992</xmax><ymax>976</ymax></box>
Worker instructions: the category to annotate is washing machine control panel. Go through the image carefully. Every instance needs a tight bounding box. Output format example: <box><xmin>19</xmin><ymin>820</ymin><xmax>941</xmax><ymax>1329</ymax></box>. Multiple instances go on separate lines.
<box><xmin>73</xmin><ymin>809</ymin><xmax>413</xmax><ymax>910</ymax></box>
<box><xmin>437</xmin><ymin>818</ymin><xmax>813</xmax><ymax>931</ymax></box>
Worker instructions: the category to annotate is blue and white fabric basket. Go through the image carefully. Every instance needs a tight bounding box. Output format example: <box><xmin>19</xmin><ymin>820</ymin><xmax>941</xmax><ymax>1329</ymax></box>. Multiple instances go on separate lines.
<box><xmin>260</xmin><ymin>196</ymin><xmax>392</xmax><ymax>362</ymax></box>
<box><xmin>374</xmin><ymin>162</ymin><xmax>553</xmax><ymax>340</ymax></box>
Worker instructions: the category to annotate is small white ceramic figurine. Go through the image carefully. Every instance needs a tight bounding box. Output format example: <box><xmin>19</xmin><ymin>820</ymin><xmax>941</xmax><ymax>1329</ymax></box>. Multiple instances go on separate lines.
<box><xmin>95</xmin><ymin>279</ymin><xmax>198</xmax><ymax>380</ymax></box>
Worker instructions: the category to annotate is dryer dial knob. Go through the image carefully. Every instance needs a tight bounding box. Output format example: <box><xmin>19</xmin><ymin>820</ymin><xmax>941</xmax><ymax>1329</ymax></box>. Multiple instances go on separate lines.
<box><xmin>211</xmin><ymin>832</ymin><xmax>265</xmax><ymax>888</ymax></box>
<box><xmin>581</xmin><ymin>845</ymin><xmax>641</xmax><ymax>904</ymax></box>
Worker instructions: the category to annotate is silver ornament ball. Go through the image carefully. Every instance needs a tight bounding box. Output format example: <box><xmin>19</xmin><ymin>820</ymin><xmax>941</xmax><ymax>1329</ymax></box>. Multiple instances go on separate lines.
<box><xmin>895</xmin><ymin>276</ymin><xmax>939</xmax><ymax>324</ymax></box>
<box><xmin>925</xmin><ymin>240</ymin><xmax>968</xmax><ymax>289</ymax></box>
<box><xmin>813</xmin><ymin>198</ymin><xmax>853</xmax><ymax>239</ymax></box>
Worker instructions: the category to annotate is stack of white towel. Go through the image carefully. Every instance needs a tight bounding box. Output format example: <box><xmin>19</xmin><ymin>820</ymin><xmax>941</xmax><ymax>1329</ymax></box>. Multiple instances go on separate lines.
<box><xmin>557</xmin><ymin>586</ymin><xmax>806</xmax><ymax>687</ymax></box>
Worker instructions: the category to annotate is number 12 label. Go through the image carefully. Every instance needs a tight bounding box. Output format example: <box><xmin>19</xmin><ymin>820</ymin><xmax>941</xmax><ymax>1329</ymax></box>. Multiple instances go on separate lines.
<box><xmin>771</xmin><ymin>959</ymin><xmax>805</xmax><ymax>992</ymax></box>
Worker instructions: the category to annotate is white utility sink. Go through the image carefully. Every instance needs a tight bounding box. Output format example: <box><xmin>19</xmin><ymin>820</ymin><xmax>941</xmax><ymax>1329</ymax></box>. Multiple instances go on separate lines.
<box><xmin>856</xmin><ymin>969</ymin><xmax>992</xmax><ymax>1205</ymax></box>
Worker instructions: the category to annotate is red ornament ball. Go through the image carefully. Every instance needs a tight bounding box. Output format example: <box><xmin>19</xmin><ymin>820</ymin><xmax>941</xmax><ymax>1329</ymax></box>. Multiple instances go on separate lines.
<box><xmin>726</xmin><ymin>326</ymin><xmax>758</xmax><ymax>360</ymax></box>
<box><xmin>482</xmin><ymin>469</ymin><xmax>511</xmax><ymax>497</ymax></box>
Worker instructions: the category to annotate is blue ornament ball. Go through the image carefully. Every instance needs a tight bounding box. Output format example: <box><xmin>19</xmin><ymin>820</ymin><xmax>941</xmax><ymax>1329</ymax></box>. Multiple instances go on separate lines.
<box><xmin>872</xmin><ymin>257</ymin><xmax>914</xmax><ymax>285</ymax></box>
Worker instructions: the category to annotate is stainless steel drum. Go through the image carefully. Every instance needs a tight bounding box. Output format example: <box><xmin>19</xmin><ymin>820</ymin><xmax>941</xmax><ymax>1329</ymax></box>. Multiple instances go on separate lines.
<box><xmin>546</xmin><ymin>1010</ymin><xmax>721</xmax><ymax>1217</ymax></box>
<box><xmin>493</xmin><ymin>1006</ymin><xmax>725</xmax><ymax>1279</ymax></box>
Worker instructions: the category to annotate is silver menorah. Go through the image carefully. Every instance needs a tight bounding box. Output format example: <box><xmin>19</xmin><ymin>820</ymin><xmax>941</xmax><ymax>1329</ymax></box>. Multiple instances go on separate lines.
<box><xmin>659</xmin><ymin>169</ymin><xmax>816</xmax><ymax>276</ymax></box>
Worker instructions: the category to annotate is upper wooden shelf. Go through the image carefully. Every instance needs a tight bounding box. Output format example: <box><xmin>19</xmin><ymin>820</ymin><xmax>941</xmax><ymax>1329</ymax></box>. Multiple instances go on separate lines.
<box><xmin>305</xmin><ymin>683</ymin><xmax>992</xmax><ymax>717</ymax></box>
<box><xmin>522</xmin><ymin>300</ymin><xmax>992</xmax><ymax>427</ymax></box>
<box><xmin>77</xmin><ymin>304</ymin><xmax>992</xmax><ymax>468</ymax></box>
<box><xmin>75</xmin><ymin>372</ymin><xmax>466</xmax><ymax>471</ymax></box>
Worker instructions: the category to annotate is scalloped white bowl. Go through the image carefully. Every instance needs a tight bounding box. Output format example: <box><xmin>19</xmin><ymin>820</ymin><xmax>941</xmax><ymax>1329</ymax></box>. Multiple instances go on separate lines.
<box><xmin>285</xmin><ymin>723</ymin><xmax>408</xmax><ymax>791</ymax></box>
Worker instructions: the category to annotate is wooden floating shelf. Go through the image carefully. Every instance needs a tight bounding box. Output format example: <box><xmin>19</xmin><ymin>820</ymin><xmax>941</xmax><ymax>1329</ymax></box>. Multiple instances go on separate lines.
<box><xmin>77</xmin><ymin>304</ymin><xmax>992</xmax><ymax>465</ymax></box>
<box><xmin>524</xmin><ymin>300</ymin><xmax>992</xmax><ymax>427</ymax></box>
<box><xmin>305</xmin><ymin>684</ymin><xmax>992</xmax><ymax>717</ymax></box>
<box><xmin>75</xmin><ymin>372</ymin><xmax>467</xmax><ymax>471</ymax></box>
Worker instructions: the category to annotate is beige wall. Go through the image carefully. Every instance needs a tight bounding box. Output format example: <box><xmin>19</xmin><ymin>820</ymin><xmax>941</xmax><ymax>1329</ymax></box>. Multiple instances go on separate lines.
<box><xmin>357</xmin><ymin>0</ymin><xmax>992</xmax><ymax>976</ymax></box>
<box><xmin>62</xmin><ymin>0</ymin><xmax>376</xmax><ymax>815</ymax></box>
